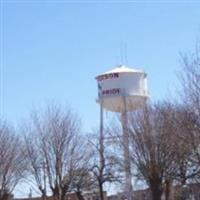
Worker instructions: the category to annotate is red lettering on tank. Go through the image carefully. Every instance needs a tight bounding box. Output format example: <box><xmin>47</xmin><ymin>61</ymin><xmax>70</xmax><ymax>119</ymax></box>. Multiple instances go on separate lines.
<box><xmin>97</xmin><ymin>73</ymin><xmax>119</xmax><ymax>81</ymax></box>
<box><xmin>101</xmin><ymin>88</ymin><xmax>121</xmax><ymax>96</ymax></box>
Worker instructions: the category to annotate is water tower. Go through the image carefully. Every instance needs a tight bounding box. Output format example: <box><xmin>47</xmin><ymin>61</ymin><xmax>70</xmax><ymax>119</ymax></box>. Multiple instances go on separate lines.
<box><xmin>95</xmin><ymin>65</ymin><xmax>148</xmax><ymax>200</ymax></box>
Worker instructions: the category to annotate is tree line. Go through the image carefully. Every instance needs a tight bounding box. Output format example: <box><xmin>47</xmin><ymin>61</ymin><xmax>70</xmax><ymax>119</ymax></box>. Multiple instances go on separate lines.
<box><xmin>0</xmin><ymin>47</ymin><xmax>199</xmax><ymax>200</ymax></box>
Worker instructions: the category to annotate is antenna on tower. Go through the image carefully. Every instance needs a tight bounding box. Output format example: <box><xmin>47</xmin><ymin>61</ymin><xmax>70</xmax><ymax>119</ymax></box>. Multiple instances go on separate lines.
<box><xmin>120</xmin><ymin>41</ymin><xmax>124</xmax><ymax>65</ymax></box>
<box><xmin>120</xmin><ymin>41</ymin><xmax>128</xmax><ymax>66</ymax></box>
<box><xmin>124</xmin><ymin>42</ymin><xmax>128</xmax><ymax>65</ymax></box>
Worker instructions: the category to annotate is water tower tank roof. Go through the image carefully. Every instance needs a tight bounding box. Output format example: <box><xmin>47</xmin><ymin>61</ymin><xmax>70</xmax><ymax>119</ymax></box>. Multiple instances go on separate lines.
<box><xmin>101</xmin><ymin>65</ymin><xmax>144</xmax><ymax>75</ymax></box>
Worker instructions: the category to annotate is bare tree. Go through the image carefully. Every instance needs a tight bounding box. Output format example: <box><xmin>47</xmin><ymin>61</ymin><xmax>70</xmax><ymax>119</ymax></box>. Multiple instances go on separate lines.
<box><xmin>180</xmin><ymin>45</ymin><xmax>200</xmax><ymax>116</ymax></box>
<box><xmin>179</xmin><ymin>46</ymin><xmax>200</xmax><ymax>181</ymax></box>
<box><xmin>67</xmin><ymin>167</ymin><xmax>94</xmax><ymax>200</ymax></box>
<box><xmin>128</xmin><ymin>103</ymin><xmax>178</xmax><ymax>200</ymax></box>
<box><xmin>0</xmin><ymin>120</ymin><xmax>27</xmax><ymax>200</ymax></box>
<box><xmin>23</xmin><ymin>128</ymin><xmax>47</xmax><ymax>200</ymax></box>
<box><xmin>63</xmin><ymin>136</ymin><xmax>94</xmax><ymax>200</ymax></box>
<box><xmin>23</xmin><ymin>105</ymin><xmax>87</xmax><ymax>200</ymax></box>
<box><xmin>172</xmin><ymin>106</ymin><xmax>200</xmax><ymax>185</ymax></box>
<box><xmin>89</xmin><ymin>129</ymin><xmax>120</xmax><ymax>200</ymax></box>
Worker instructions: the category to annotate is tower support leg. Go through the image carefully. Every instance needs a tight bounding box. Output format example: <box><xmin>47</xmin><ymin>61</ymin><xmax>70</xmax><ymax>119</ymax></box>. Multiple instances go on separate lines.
<box><xmin>121</xmin><ymin>99</ymin><xmax>133</xmax><ymax>200</ymax></box>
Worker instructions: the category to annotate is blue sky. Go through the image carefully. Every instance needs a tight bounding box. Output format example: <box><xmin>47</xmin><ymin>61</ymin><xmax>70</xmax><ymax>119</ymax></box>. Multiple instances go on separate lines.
<box><xmin>1</xmin><ymin>1</ymin><xmax>200</xmax><ymax>132</ymax></box>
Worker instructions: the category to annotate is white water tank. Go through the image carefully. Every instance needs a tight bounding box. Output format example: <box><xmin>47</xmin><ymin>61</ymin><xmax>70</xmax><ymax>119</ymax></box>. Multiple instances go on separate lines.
<box><xmin>96</xmin><ymin>65</ymin><xmax>148</xmax><ymax>112</ymax></box>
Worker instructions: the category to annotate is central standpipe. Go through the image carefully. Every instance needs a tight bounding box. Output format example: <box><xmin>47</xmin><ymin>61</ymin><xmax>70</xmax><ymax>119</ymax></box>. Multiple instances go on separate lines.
<box><xmin>99</xmin><ymin>98</ymin><xmax>105</xmax><ymax>200</ymax></box>
<box><xmin>121</xmin><ymin>97</ymin><xmax>133</xmax><ymax>200</ymax></box>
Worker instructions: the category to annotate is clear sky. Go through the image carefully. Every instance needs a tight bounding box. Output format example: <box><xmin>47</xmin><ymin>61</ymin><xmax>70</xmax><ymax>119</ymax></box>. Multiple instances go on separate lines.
<box><xmin>1</xmin><ymin>0</ymin><xmax>200</xmax><ymax>129</ymax></box>
<box><xmin>1</xmin><ymin>0</ymin><xmax>200</xmax><ymax>196</ymax></box>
